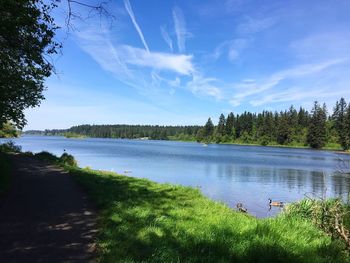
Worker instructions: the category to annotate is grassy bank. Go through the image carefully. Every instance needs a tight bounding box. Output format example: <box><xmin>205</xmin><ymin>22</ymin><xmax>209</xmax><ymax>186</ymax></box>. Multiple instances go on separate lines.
<box><xmin>6</xmin><ymin>147</ymin><xmax>350</xmax><ymax>262</ymax></box>
<box><xmin>62</xmin><ymin>165</ymin><xmax>349</xmax><ymax>262</ymax></box>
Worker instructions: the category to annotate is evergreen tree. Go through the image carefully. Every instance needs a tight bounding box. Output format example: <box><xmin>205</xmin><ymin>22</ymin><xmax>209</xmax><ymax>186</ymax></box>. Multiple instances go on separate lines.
<box><xmin>276</xmin><ymin>111</ymin><xmax>291</xmax><ymax>145</ymax></box>
<box><xmin>204</xmin><ymin>118</ymin><xmax>214</xmax><ymax>137</ymax></box>
<box><xmin>226</xmin><ymin>112</ymin><xmax>234</xmax><ymax>137</ymax></box>
<box><xmin>298</xmin><ymin>107</ymin><xmax>309</xmax><ymax>128</ymax></box>
<box><xmin>332</xmin><ymin>98</ymin><xmax>349</xmax><ymax>150</ymax></box>
<box><xmin>307</xmin><ymin>101</ymin><xmax>327</xmax><ymax>149</ymax></box>
<box><xmin>216</xmin><ymin>114</ymin><xmax>226</xmax><ymax>136</ymax></box>
<box><xmin>345</xmin><ymin>104</ymin><xmax>350</xmax><ymax>149</ymax></box>
<box><xmin>196</xmin><ymin>128</ymin><xmax>206</xmax><ymax>142</ymax></box>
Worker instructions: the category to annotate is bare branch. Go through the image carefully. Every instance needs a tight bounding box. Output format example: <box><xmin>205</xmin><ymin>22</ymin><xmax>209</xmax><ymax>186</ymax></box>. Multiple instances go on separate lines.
<box><xmin>63</xmin><ymin>0</ymin><xmax>115</xmax><ymax>30</ymax></box>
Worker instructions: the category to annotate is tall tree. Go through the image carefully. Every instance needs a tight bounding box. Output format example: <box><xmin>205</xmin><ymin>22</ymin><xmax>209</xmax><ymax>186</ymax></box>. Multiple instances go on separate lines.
<box><xmin>307</xmin><ymin>102</ymin><xmax>327</xmax><ymax>149</ymax></box>
<box><xmin>345</xmin><ymin>103</ymin><xmax>350</xmax><ymax>149</ymax></box>
<box><xmin>332</xmin><ymin>98</ymin><xmax>349</xmax><ymax>150</ymax></box>
<box><xmin>276</xmin><ymin>111</ymin><xmax>291</xmax><ymax>145</ymax></box>
<box><xmin>204</xmin><ymin>118</ymin><xmax>214</xmax><ymax>137</ymax></box>
<box><xmin>216</xmin><ymin>114</ymin><xmax>226</xmax><ymax>136</ymax></box>
<box><xmin>0</xmin><ymin>0</ymin><xmax>60</xmax><ymax>129</ymax></box>
<box><xmin>298</xmin><ymin>107</ymin><xmax>309</xmax><ymax>128</ymax></box>
<box><xmin>226</xmin><ymin>112</ymin><xmax>234</xmax><ymax>137</ymax></box>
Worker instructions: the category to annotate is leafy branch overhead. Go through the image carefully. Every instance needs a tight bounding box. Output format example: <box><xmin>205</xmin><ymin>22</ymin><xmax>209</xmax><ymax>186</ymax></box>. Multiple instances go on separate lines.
<box><xmin>0</xmin><ymin>0</ymin><xmax>60</xmax><ymax>129</ymax></box>
<box><xmin>0</xmin><ymin>0</ymin><xmax>114</xmax><ymax>129</ymax></box>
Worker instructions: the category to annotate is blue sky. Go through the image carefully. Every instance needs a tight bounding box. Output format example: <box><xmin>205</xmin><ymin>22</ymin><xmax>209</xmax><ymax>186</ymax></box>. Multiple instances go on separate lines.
<box><xmin>25</xmin><ymin>0</ymin><xmax>350</xmax><ymax>130</ymax></box>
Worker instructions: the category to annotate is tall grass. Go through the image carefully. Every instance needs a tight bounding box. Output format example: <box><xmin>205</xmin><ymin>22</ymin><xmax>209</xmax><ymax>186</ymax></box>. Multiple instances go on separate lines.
<box><xmin>68</xmin><ymin>166</ymin><xmax>349</xmax><ymax>262</ymax></box>
<box><xmin>286</xmin><ymin>198</ymin><xmax>350</xmax><ymax>248</ymax></box>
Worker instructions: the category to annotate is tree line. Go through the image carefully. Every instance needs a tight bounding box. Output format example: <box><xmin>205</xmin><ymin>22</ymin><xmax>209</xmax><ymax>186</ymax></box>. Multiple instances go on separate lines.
<box><xmin>25</xmin><ymin>98</ymin><xmax>350</xmax><ymax>150</ymax></box>
<box><xmin>25</xmin><ymin>125</ymin><xmax>202</xmax><ymax>141</ymax></box>
<box><xmin>197</xmin><ymin>98</ymin><xmax>350</xmax><ymax>149</ymax></box>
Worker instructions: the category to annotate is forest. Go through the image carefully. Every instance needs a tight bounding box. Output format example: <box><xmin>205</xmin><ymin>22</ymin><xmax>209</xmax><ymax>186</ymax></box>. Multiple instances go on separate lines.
<box><xmin>24</xmin><ymin>98</ymin><xmax>350</xmax><ymax>150</ymax></box>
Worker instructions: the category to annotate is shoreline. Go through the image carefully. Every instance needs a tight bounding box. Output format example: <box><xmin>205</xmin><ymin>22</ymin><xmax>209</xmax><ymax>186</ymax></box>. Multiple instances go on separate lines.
<box><xmin>1</xmin><ymin>147</ymin><xmax>350</xmax><ymax>261</ymax></box>
<box><xmin>18</xmin><ymin>134</ymin><xmax>349</xmax><ymax>154</ymax></box>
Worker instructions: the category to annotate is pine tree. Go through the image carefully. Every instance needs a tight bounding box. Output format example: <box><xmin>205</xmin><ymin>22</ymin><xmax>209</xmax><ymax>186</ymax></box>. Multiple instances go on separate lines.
<box><xmin>204</xmin><ymin>118</ymin><xmax>214</xmax><ymax>137</ymax></box>
<box><xmin>307</xmin><ymin>101</ymin><xmax>327</xmax><ymax>149</ymax></box>
<box><xmin>332</xmin><ymin>98</ymin><xmax>349</xmax><ymax>150</ymax></box>
<box><xmin>196</xmin><ymin>128</ymin><xmax>206</xmax><ymax>142</ymax></box>
<box><xmin>216</xmin><ymin>114</ymin><xmax>226</xmax><ymax>136</ymax></box>
<box><xmin>226</xmin><ymin>112</ymin><xmax>234</xmax><ymax>137</ymax></box>
<box><xmin>276</xmin><ymin>111</ymin><xmax>291</xmax><ymax>145</ymax></box>
<box><xmin>346</xmin><ymin>104</ymin><xmax>350</xmax><ymax>149</ymax></box>
<box><xmin>297</xmin><ymin>107</ymin><xmax>309</xmax><ymax>128</ymax></box>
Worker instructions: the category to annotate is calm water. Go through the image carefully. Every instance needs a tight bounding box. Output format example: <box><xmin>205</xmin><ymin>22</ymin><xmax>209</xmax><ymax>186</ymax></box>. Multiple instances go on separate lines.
<box><xmin>2</xmin><ymin>135</ymin><xmax>350</xmax><ymax>217</ymax></box>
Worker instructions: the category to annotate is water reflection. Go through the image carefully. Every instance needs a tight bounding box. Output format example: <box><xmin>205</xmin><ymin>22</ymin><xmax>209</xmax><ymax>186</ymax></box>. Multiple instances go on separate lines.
<box><xmin>1</xmin><ymin>136</ymin><xmax>350</xmax><ymax>217</ymax></box>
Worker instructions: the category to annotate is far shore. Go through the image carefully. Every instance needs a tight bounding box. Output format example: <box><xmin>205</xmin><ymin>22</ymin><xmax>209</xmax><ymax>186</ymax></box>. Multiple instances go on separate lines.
<box><xmin>17</xmin><ymin>133</ymin><xmax>350</xmax><ymax>154</ymax></box>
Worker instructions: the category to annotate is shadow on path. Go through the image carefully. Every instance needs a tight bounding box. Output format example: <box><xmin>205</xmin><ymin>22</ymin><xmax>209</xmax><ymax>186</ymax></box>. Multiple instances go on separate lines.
<box><xmin>0</xmin><ymin>155</ymin><xmax>97</xmax><ymax>263</ymax></box>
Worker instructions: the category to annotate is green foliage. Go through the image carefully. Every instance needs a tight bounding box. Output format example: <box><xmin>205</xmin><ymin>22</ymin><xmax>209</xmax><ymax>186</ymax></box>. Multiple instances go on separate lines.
<box><xmin>216</xmin><ymin>114</ymin><xmax>226</xmax><ymax>136</ymax></box>
<box><xmin>204</xmin><ymin>118</ymin><xmax>214</xmax><ymax>137</ymax></box>
<box><xmin>27</xmin><ymin>125</ymin><xmax>202</xmax><ymax>141</ymax></box>
<box><xmin>68</xmin><ymin>165</ymin><xmax>349</xmax><ymax>262</ymax></box>
<box><xmin>0</xmin><ymin>122</ymin><xmax>19</xmax><ymax>138</ymax></box>
<box><xmin>64</xmin><ymin>132</ymin><xmax>87</xmax><ymax>139</ymax></box>
<box><xmin>25</xmin><ymin>98</ymin><xmax>350</xmax><ymax>150</ymax></box>
<box><xmin>307</xmin><ymin>102</ymin><xmax>327</xmax><ymax>149</ymax></box>
<box><xmin>0</xmin><ymin>141</ymin><xmax>22</xmax><ymax>153</ymax></box>
<box><xmin>59</xmin><ymin>153</ymin><xmax>78</xmax><ymax>167</ymax></box>
<box><xmin>333</xmin><ymin>98</ymin><xmax>350</xmax><ymax>150</ymax></box>
<box><xmin>35</xmin><ymin>151</ymin><xmax>59</xmax><ymax>162</ymax></box>
<box><xmin>34</xmin><ymin>151</ymin><xmax>78</xmax><ymax>167</ymax></box>
<box><xmin>286</xmin><ymin>198</ymin><xmax>350</xmax><ymax>248</ymax></box>
<box><xmin>226</xmin><ymin>112</ymin><xmax>235</xmax><ymax>137</ymax></box>
<box><xmin>0</xmin><ymin>0</ymin><xmax>60</xmax><ymax>128</ymax></box>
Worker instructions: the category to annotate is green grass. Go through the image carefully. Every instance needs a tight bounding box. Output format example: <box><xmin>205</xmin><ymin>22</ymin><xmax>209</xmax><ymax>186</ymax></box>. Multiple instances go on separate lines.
<box><xmin>65</xmin><ymin>166</ymin><xmax>349</xmax><ymax>263</ymax></box>
<box><xmin>0</xmin><ymin>153</ymin><xmax>11</xmax><ymax>195</ymax></box>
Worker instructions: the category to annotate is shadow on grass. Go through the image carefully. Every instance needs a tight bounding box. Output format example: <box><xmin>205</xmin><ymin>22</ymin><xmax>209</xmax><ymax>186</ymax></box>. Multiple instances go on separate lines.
<box><xmin>70</xmin><ymin>167</ymin><xmax>349</xmax><ymax>263</ymax></box>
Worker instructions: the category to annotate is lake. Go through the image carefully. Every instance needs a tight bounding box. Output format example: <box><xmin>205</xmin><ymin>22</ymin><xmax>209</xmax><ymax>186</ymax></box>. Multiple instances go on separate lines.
<box><xmin>2</xmin><ymin>135</ymin><xmax>350</xmax><ymax>217</ymax></box>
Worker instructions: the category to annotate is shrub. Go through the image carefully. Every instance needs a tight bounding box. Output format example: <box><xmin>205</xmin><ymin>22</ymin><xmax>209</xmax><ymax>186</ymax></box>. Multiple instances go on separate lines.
<box><xmin>286</xmin><ymin>198</ymin><xmax>350</xmax><ymax>249</ymax></box>
<box><xmin>35</xmin><ymin>151</ymin><xmax>59</xmax><ymax>162</ymax></box>
<box><xmin>0</xmin><ymin>141</ymin><xmax>22</xmax><ymax>153</ymax></box>
<box><xmin>59</xmin><ymin>153</ymin><xmax>77</xmax><ymax>167</ymax></box>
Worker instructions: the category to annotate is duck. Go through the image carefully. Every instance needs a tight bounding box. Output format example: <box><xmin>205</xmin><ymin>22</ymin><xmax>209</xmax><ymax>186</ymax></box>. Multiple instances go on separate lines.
<box><xmin>268</xmin><ymin>198</ymin><xmax>284</xmax><ymax>207</ymax></box>
<box><xmin>236</xmin><ymin>203</ymin><xmax>248</xmax><ymax>213</ymax></box>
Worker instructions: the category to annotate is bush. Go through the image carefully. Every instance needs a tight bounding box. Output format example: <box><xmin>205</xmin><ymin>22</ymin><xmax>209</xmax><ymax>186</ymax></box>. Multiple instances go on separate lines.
<box><xmin>35</xmin><ymin>151</ymin><xmax>59</xmax><ymax>162</ymax></box>
<box><xmin>0</xmin><ymin>141</ymin><xmax>22</xmax><ymax>153</ymax></box>
<box><xmin>286</xmin><ymin>198</ymin><xmax>350</xmax><ymax>248</ymax></box>
<box><xmin>59</xmin><ymin>153</ymin><xmax>77</xmax><ymax>167</ymax></box>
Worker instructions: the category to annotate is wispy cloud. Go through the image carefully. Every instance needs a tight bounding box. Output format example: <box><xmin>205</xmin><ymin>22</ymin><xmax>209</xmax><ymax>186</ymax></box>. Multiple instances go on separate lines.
<box><xmin>77</xmin><ymin>29</ymin><xmax>194</xmax><ymax>77</ymax></box>
<box><xmin>213</xmin><ymin>38</ymin><xmax>250</xmax><ymax>62</ymax></box>
<box><xmin>290</xmin><ymin>32</ymin><xmax>350</xmax><ymax>61</ymax></box>
<box><xmin>160</xmin><ymin>25</ymin><xmax>173</xmax><ymax>51</ymax></box>
<box><xmin>250</xmin><ymin>86</ymin><xmax>350</xmax><ymax>107</ymax></box>
<box><xmin>173</xmin><ymin>7</ymin><xmax>189</xmax><ymax>53</ymax></box>
<box><xmin>187</xmin><ymin>74</ymin><xmax>223</xmax><ymax>100</ymax></box>
<box><xmin>124</xmin><ymin>0</ymin><xmax>150</xmax><ymax>52</ymax></box>
<box><xmin>121</xmin><ymin>45</ymin><xmax>193</xmax><ymax>75</ymax></box>
<box><xmin>230</xmin><ymin>59</ymin><xmax>347</xmax><ymax>106</ymax></box>
<box><xmin>237</xmin><ymin>16</ymin><xmax>277</xmax><ymax>34</ymax></box>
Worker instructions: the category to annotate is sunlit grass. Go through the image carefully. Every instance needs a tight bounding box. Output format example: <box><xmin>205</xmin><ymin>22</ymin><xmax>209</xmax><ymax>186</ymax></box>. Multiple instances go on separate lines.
<box><xmin>68</xmin><ymin>166</ymin><xmax>349</xmax><ymax>262</ymax></box>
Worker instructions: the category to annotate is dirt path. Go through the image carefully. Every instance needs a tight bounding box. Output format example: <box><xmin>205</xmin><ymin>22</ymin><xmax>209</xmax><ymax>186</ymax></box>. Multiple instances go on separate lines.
<box><xmin>0</xmin><ymin>154</ymin><xmax>97</xmax><ymax>263</ymax></box>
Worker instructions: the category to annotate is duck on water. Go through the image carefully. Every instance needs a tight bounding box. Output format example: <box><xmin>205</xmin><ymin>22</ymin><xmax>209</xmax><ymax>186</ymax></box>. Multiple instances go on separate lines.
<box><xmin>268</xmin><ymin>198</ymin><xmax>284</xmax><ymax>207</ymax></box>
